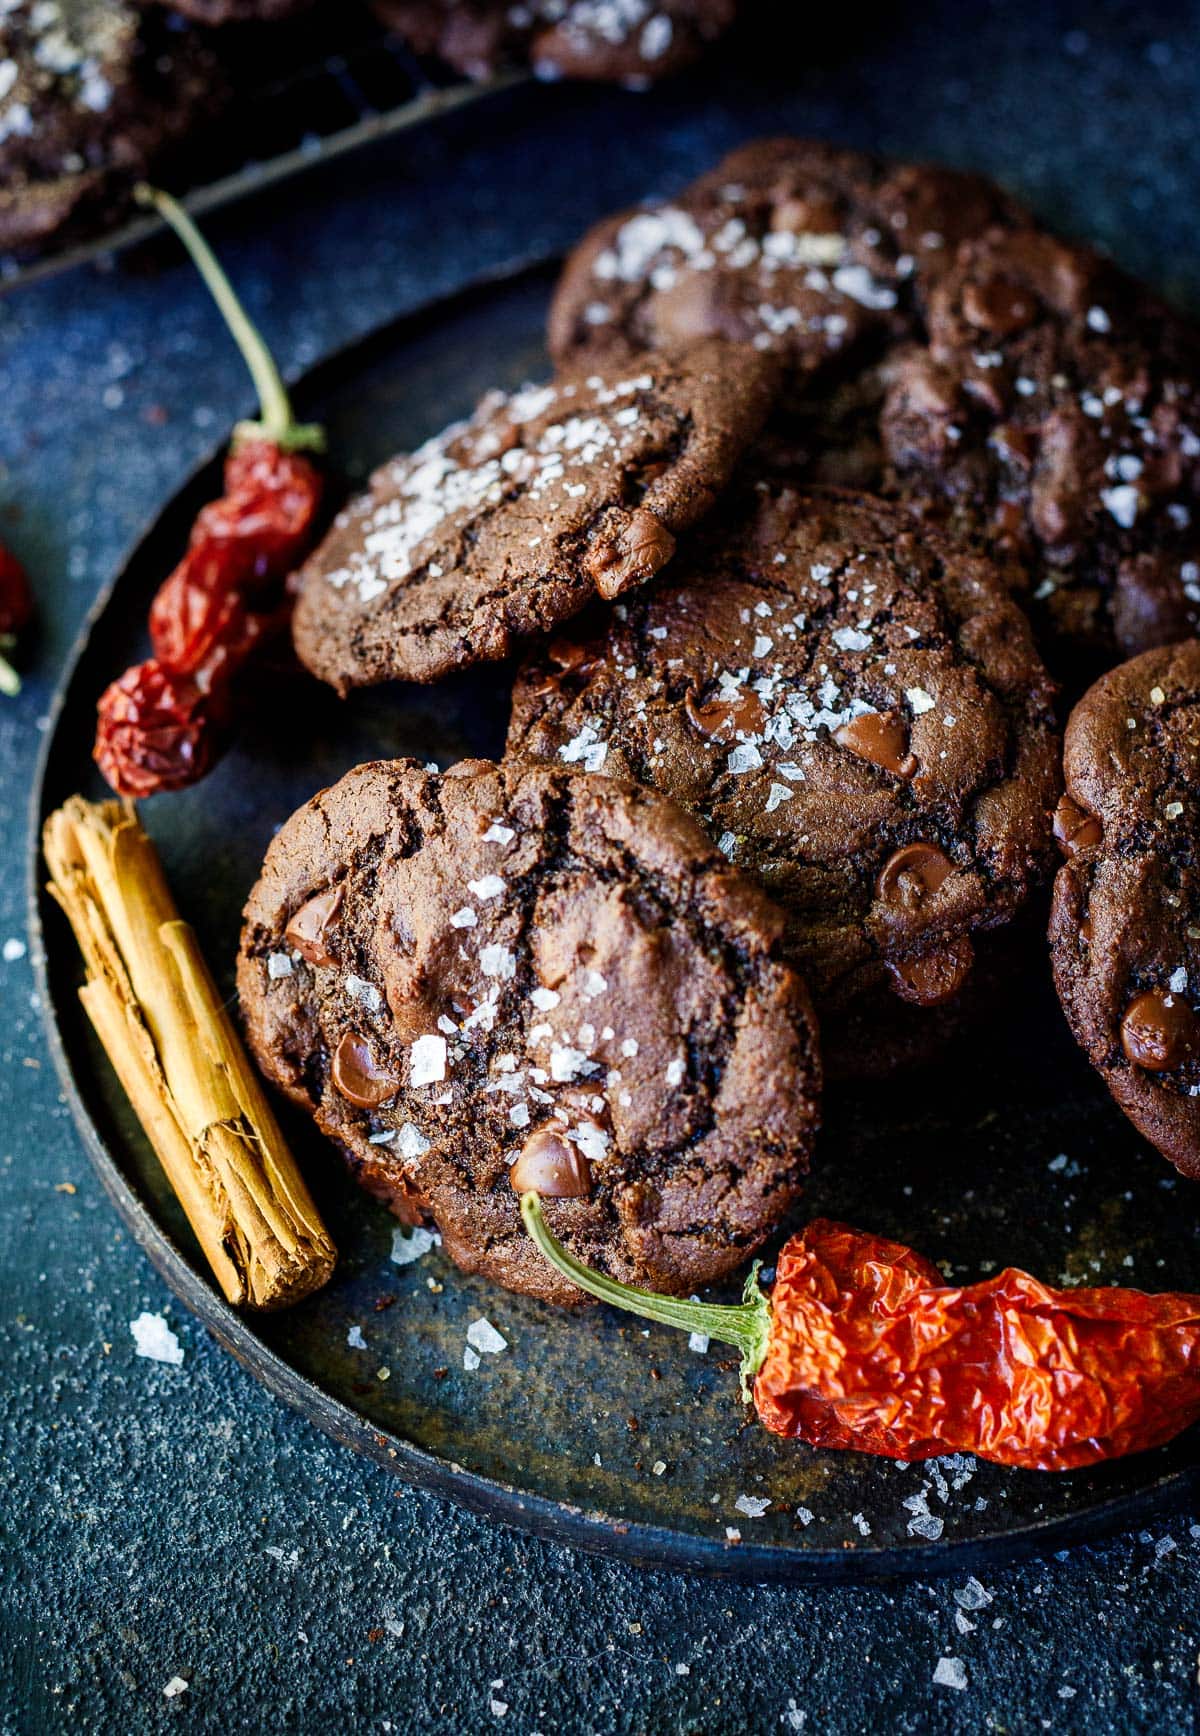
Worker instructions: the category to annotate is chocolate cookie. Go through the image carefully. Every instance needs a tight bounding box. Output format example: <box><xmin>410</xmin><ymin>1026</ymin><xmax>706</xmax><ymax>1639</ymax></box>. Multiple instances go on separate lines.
<box><xmin>371</xmin><ymin>0</ymin><xmax>735</xmax><ymax>85</ymax></box>
<box><xmin>547</xmin><ymin>138</ymin><xmax>1026</xmax><ymax>390</ymax></box>
<box><xmin>1049</xmin><ymin>642</ymin><xmax>1200</xmax><ymax>1178</ymax></box>
<box><xmin>292</xmin><ymin>340</ymin><xmax>777</xmax><ymax>690</ymax></box>
<box><xmin>883</xmin><ymin>228</ymin><xmax>1200</xmax><ymax>668</ymax></box>
<box><xmin>149</xmin><ymin>0</ymin><xmax>312</xmax><ymax>20</ymax></box>
<box><xmin>0</xmin><ymin>1</ymin><xmax>219</xmax><ymax>254</ymax></box>
<box><xmin>508</xmin><ymin>486</ymin><xmax>1061</xmax><ymax>1073</ymax></box>
<box><xmin>238</xmin><ymin>758</ymin><xmax>820</xmax><ymax>1304</ymax></box>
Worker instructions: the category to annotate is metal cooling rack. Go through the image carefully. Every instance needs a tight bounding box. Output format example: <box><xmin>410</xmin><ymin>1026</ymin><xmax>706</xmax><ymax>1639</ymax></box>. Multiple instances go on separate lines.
<box><xmin>1</xmin><ymin>12</ymin><xmax>529</xmax><ymax>294</ymax></box>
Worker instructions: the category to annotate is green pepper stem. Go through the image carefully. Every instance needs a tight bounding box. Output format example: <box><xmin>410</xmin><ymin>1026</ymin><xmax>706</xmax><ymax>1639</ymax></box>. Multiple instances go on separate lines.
<box><xmin>134</xmin><ymin>185</ymin><xmax>324</xmax><ymax>455</ymax></box>
<box><xmin>519</xmin><ymin>1192</ymin><xmax>772</xmax><ymax>1401</ymax></box>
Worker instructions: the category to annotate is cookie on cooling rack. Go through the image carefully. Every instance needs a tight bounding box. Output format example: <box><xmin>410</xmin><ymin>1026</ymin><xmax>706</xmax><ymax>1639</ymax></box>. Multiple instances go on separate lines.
<box><xmin>371</xmin><ymin>0</ymin><xmax>736</xmax><ymax>85</ymax></box>
<box><xmin>0</xmin><ymin>0</ymin><xmax>220</xmax><ymax>254</ymax></box>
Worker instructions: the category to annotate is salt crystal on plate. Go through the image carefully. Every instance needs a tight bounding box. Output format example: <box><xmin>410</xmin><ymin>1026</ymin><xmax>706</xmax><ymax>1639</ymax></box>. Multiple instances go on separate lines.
<box><xmin>162</xmin><ymin>1678</ymin><xmax>189</xmax><ymax>1700</ymax></box>
<box><xmin>130</xmin><ymin>1312</ymin><xmax>184</xmax><ymax>1366</ymax></box>
<box><xmin>390</xmin><ymin>1225</ymin><xmax>438</xmax><ymax>1266</ymax></box>
<box><xmin>734</xmin><ymin>1494</ymin><xmax>770</xmax><ymax>1518</ymax></box>
<box><xmin>467</xmin><ymin>1317</ymin><xmax>508</xmax><ymax>1355</ymax></box>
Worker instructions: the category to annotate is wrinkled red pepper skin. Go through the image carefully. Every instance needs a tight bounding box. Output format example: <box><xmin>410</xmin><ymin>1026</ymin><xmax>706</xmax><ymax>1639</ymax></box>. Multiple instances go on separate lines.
<box><xmin>0</xmin><ymin>543</ymin><xmax>33</xmax><ymax>636</ymax></box>
<box><xmin>753</xmin><ymin>1220</ymin><xmax>1200</xmax><ymax>1470</ymax></box>
<box><xmin>95</xmin><ymin>442</ymin><xmax>321</xmax><ymax>797</ymax></box>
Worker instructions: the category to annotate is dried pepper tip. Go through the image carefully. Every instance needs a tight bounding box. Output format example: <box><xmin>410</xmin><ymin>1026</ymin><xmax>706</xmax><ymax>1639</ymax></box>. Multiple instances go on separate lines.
<box><xmin>519</xmin><ymin>1191</ymin><xmax>771</xmax><ymax>1400</ymax></box>
<box><xmin>134</xmin><ymin>184</ymin><xmax>325</xmax><ymax>457</ymax></box>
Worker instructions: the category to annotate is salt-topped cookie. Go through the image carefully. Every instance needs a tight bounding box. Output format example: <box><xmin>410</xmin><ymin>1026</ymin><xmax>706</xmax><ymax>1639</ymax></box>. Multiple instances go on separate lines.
<box><xmin>509</xmin><ymin>486</ymin><xmax>1061</xmax><ymax>1072</ymax></box>
<box><xmin>238</xmin><ymin>758</ymin><xmax>820</xmax><ymax>1304</ymax></box>
<box><xmin>548</xmin><ymin>138</ymin><xmax>1026</xmax><ymax>388</ymax></box>
<box><xmin>292</xmin><ymin>339</ymin><xmax>777</xmax><ymax>689</ymax></box>
<box><xmin>0</xmin><ymin>0</ymin><xmax>218</xmax><ymax>253</ymax></box>
<box><xmin>1050</xmin><ymin>641</ymin><xmax>1200</xmax><ymax>1178</ymax></box>
<box><xmin>884</xmin><ymin>228</ymin><xmax>1200</xmax><ymax>667</ymax></box>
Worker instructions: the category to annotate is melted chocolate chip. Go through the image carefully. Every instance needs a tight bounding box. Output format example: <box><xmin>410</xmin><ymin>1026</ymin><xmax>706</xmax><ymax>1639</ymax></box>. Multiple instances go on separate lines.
<box><xmin>584</xmin><ymin>508</ymin><xmax>677</xmax><ymax>600</ymax></box>
<box><xmin>1120</xmin><ymin>989</ymin><xmax>1200</xmax><ymax>1072</ymax></box>
<box><xmin>962</xmin><ymin>274</ymin><xmax>1035</xmax><ymax>336</ymax></box>
<box><xmin>834</xmin><ymin>710</ymin><xmax>917</xmax><ymax>778</ymax></box>
<box><xmin>876</xmin><ymin>842</ymin><xmax>955</xmax><ymax>908</ymax></box>
<box><xmin>1052</xmin><ymin>794</ymin><xmax>1102</xmax><ymax>857</ymax></box>
<box><xmin>684</xmin><ymin>687</ymin><xmax>766</xmax><ymax>741</ymax></box>
<box><xmin>509</xmin><ymin>1124</ymin><xmax>593</xmax><ymax>1199</ymax></box>
<box><xmin>285</xmin><ymin>884</ymin><xmax>344</xmax><ymax>967</ymax></box>
<box><xmin>887</xmin><ymin>937</ymin><xmax>975</xmax><ymax>1006</ymax></box>
<box><xmin>331</xmin><ymin>1032</ymin><xmax>399</xmax><ymax>1108</ymax></box>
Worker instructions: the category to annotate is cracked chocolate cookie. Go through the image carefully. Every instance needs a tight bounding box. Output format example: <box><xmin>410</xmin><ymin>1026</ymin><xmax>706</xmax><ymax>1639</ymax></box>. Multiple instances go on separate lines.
<box><xmin>0</xmin><ymin>0</ymin><xmax>219</xmax><ymax>254</ymax></box>
<box><xmin>547</xmin><ymin>138</ymin><xmax>1026</xmax><ymax>391</ymax></box>
<box><xmin>291</xmin><ymin>339</ymin><xmax>776</xmax><ymax>690</ymax></box>
<box><xmin>371</xmin><ymin>0</ymin><xmax>736</xmax><ymax>85</ymax></box>
<box><xmin>508</xmin><ymin>486</ymin><xmax>1061</xmax><ymax>1074</ymax></box>
<box><xmin>238</xmin><ymin>757</ymin><xmax>820</xmax><ymax>1304</ymax></box>
<box><xmin>883</xmin><ymin>228</ymin><xmax>1200</xmax><ymax>669</ymax></box>
<box><xmin>1049</xmin><ymin>642</ymin><xmax>1200</xmax><ymax>1178</ymax></box>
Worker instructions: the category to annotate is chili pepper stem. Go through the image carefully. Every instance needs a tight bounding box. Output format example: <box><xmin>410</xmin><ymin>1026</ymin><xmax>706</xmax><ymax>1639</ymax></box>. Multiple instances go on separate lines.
<box><xmin>134</xmin><ymin>185</ymin><xmax>324</xmax><ymax>455</ymax></box>
<box><xmin>519</xmin><ymin>1192</ymin><xmax>771</xmax><ymax>1401</ymax></box>
<box><xmin>0</xmin><ymin>634</ymin><xmax>20</xmax><ymax>697</ymax></box>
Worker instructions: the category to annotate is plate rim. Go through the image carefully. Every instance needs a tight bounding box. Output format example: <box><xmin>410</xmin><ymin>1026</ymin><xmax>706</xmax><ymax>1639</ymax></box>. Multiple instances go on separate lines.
<box><xmin>27</xmin><ymin>258</ymin><xmax>1200</xmax><ymax>1584</ymax></box>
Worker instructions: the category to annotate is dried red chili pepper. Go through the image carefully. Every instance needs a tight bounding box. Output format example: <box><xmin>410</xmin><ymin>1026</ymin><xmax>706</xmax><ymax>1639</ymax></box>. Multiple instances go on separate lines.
<box><xmin>95</xmin><ymin>186</ymin><xmax>324</xmax><ymax>798</ymax></box>
<box><xmin>519</xmin><ymin>1194</ymin><xmax>1200</xmax><ymax>1471</ymax></box>
<box><xmin>0</xmin><ymin>541</ymin><xmax>34</xmax><ymax>697</ymax></box>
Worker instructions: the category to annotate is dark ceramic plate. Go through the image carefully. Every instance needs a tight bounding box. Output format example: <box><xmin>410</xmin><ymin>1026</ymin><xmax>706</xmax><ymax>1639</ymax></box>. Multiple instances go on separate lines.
<box><xmin>31</xmin><ymin>261</ymin><xmax>1200</xmax><ymax>1581</ymax></box>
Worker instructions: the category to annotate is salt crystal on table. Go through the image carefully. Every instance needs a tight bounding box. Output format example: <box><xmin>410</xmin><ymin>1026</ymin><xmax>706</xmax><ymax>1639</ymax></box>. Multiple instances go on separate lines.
<box><xmin>130</xmin><ymin>1312</ymin><xmax>183</xmax><ymax>1366</ymax></box>
<box><xmin>688</xmin><ymin>1331</ymin><xmax>709</xmax><ymax>1354</ymax></box>
<box><xmin>347</xmin><ymin>1325</ymin><xmax>366</xmax><ymax>1349</ymax></box>
<box><xmin>162</xmin><ymin>1677</ymin><xmax>189</xmax><ymax>1699</ymax></box>
<box><xmin>933</xmin><ymin>1658</ymin><xmax>967</xmax><ymax>1691</ymax></box>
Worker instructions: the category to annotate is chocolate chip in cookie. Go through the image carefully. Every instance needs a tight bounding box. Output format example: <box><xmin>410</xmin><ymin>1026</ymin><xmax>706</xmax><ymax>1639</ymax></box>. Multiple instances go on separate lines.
<box><xmin>1049</xmin><ymin>641</ymin><xmax>1200</xmax><ymax>1178</ymax></box>
<box><xmin>508</xmin><ymin>485</ymin><xmax>1062</xmax><ymax>1075</ymax></box>
<box><xmin>291</xmin><ymin>339</ymin><xmax>777</xmax><ymax>690</ymax></box>
<box><xmin>238</xmin><ymin>757</ymin><xmax>820</xmax><ymax>1304</ymax></box>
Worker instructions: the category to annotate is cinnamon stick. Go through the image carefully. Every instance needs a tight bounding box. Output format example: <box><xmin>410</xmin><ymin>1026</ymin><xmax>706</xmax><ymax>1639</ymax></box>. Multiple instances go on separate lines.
<box><xmin>43</xmin><ymin>796</ymin><xmax>336</xmax><ymax>1309</ymax></box>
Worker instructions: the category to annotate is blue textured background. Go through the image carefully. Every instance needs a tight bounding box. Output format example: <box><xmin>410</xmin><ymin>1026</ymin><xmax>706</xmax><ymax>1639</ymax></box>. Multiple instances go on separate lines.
<box><xmin>2</xmin><ymin>2</ymin><xmax>1198</xmax><ymax>1729</ymax></box>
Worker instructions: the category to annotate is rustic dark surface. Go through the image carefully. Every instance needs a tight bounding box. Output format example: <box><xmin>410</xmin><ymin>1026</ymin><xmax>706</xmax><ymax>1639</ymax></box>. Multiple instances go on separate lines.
<box><xmin>2</xmin><ymin>1</ymin><xmax>1199</xmax><ymax>1728</ymax></box>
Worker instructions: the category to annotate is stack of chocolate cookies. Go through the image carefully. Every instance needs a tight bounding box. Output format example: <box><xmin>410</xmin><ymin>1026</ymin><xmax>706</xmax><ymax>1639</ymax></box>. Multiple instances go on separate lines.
<box><xmin>239</xmin><ymin>139</ymin><xmax>1200</xmax><ymax>1305</ymax></box>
